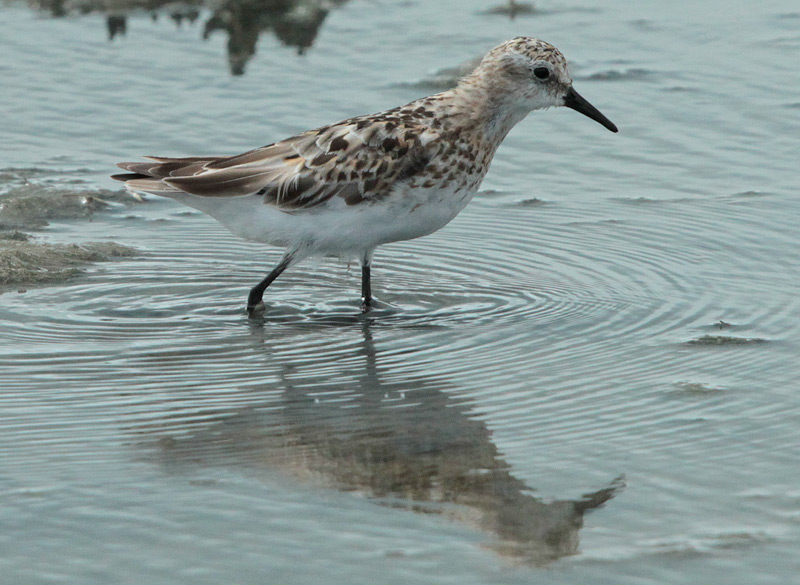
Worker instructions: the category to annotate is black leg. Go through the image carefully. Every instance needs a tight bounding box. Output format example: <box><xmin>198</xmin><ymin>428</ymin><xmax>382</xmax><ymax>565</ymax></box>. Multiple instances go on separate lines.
<box><xmin>247</xmin><ymin>254</ymin><xmax>292</xmax><ymax>314</ymax></box>
<box><xmin>360</xmin><ymin>250</ymin><xmax>373</xmax><ymax>312</ymax></box>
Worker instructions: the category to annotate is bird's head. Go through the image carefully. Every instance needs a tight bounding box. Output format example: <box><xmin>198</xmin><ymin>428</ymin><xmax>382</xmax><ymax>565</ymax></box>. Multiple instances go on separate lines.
<box><xmin>469</xmin><ymin>37</ymin><xmax>618</xmax><ymax>133</ymax></box>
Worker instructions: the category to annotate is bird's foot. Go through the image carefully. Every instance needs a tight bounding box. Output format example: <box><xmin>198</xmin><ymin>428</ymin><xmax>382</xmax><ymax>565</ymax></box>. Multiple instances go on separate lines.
<box><xmin>246</xmin><ymin>302</ymin><xmax>266</xmax><ymax>317</ymax></box>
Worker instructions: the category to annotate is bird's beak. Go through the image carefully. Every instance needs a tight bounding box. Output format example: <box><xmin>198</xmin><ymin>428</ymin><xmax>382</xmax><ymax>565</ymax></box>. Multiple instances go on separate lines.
<box><xmin>563</xmin><ymin>87</ymin><xmax>618</xmax><ymax>133</ymax></box>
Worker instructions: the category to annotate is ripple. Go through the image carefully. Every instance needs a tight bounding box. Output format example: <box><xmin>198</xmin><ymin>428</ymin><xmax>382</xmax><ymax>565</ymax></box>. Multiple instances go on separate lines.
<box><xmin>5</xmin><ymin>188</ymin><xmax>797</xmax><ymax>391</ymax></box>
<box><xmin>3</xmin><ymin>2</ymin><xmax>800</xmax><ymax>580</ymax></box>
<box><xmin>575</xmin><ymin>68</ymin><xmax>654</xmax><ymax>82</ymax></box>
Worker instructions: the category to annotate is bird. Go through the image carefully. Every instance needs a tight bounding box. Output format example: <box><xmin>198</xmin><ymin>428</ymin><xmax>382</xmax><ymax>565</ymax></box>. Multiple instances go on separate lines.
<box><xmin>113</xmin><ymin>37</ymin><xmax>617</xmax><ymax>315</ymax></box>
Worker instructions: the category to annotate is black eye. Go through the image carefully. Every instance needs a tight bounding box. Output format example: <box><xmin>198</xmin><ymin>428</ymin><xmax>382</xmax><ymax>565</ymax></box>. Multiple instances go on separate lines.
<box><xmin>533</xmin><ymin>67</ymin><xmax>550</xmax><ymax>80</ymax></box>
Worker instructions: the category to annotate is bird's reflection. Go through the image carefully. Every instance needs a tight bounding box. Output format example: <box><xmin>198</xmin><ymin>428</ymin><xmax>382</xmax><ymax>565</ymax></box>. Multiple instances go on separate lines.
<box><xmin>154</xmin><ymin>320</ymin><xmax>623</xmax><ymax>566</ymax></box>
<box><xmin>486</xmin><ymin>0</ymin><xmax>536</xmax><ymax>19</ymax></box>
<box><xmin>106</xmin><ymin>14</ymin><xmax>127</xmax><ymax>39</ymax></box>
<box><xmin>27</xmin><ymin>0</ymin><xmax>350</xmax><ymax>75</ymax></box>
<box><xmin>203</xmin><ymin>0</ymin><xmax>345</xmax><ymax>75</ymax></box>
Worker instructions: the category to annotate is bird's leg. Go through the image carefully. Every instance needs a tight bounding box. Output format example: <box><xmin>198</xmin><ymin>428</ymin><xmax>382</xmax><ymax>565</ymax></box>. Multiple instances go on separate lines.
<box><xmin>360</xmin><ymin>250</ymin><xmax>374</xmax><ymax>312</ymax></box>
<box><xmin>361</xmin><ymin>264</ymin><xmax>372</xmax><ymax>311</ymax></box>
<box><xmin>247</xmin><ymin>254</ymin><xmax>293</xmax><ymax>315</ymax></box>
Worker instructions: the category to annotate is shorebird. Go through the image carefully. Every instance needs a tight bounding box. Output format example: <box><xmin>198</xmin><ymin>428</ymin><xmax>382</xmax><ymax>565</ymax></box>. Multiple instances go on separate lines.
<box><xmin>113</xmin><ymin>37</ymin><xmax>617</xmax><ymax>314</ymax></box>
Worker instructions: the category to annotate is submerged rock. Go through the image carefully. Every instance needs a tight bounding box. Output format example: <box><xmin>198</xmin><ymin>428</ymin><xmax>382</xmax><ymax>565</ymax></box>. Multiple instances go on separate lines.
<box><xmin>0</xmin><ymin>176</ymin><xmax>141</xmax><ymax>289</ymax></box>
<box><xmin>0</xmin><ymin>239</ymin><xmax>136</xmax><ymax>287</ymax></box>
<box><xmin>0</xmin><ymin>184</ymin><xmax>134</xmax><ymax>230</ymax></box>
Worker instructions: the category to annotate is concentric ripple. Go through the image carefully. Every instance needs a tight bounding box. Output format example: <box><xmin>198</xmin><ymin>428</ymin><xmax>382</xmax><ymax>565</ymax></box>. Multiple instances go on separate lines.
<box><xmin>3</xmin><ymin>0</ymin><xmax>800</xmax><ymax>581</ymax></box>
<box><xmin>4</xmin><ymin>189</ymin><xmax>797</xmax><ymax>413</ymax></box>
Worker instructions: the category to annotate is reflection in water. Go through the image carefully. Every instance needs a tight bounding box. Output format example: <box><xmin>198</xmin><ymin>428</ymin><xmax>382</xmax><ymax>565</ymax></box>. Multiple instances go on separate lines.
<box><xmin>203</xmin><ymin>0</ymin><xmax>348</xmax><ymax>75</ymax></box>
<box><xmin>27</xmin><ymin>0</ymin><xmax>349</xmax><ymax>75</ymax></box>
<box><xmin>152</xmin><ymin>321</ymin><xmax>623</xmax><ymax>565</ymax></box>
<box><xmin>485</xmin><ymin>0</ymin><xmax>536</xmax><ymax>19</ymax></box>
<box><xmin>106</xmin><ymin>14</ymin><xmax>127</xmax><ymax>39</ymax></box>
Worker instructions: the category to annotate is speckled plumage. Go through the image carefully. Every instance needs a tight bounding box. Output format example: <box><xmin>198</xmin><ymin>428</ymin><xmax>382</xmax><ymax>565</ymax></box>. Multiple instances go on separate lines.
<box><xmin>113</xmin><ymin>37</ymin><xmax>618</xmax><ymax>313</ymax></box>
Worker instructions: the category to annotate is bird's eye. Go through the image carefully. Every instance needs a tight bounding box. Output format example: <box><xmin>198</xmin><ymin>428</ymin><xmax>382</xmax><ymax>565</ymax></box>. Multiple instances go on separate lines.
<box><xmin>533</xmin><ymin>67</ymin><xmax>550</xmax><ymax>80</ymax></box>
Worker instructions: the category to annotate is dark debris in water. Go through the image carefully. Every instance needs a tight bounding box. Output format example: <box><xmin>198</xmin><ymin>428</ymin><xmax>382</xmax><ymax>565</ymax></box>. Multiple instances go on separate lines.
<box><xmin>674</xmin><ymin>382</ymin><xmax>724</xmax><ymax>394</ymax></box>
<box><xmin>515</xmin><ymin>198</ymin><xmax>548</xmax><ymax>207</ymax></box>
<box><xmin>0</xmin><ymin>240</ymin><xmax>136</xmax><ymax>286</ymax></box>
<box><xmin>685</xmin><ymin>335</ymin><xmax>768</xmax><ymax>346</ymax></box>
<box><xmin>614</xmin><ymin>196</ymin><xmax>695</xmax><ymax>205</ymax></box>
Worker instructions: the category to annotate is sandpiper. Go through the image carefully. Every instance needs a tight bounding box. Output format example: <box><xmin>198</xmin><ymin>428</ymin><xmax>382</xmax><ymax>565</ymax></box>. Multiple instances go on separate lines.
<box><xmin>113</xmin><ymin>37</ymin><xmax>617</xmax><ymax>314</ymax></box>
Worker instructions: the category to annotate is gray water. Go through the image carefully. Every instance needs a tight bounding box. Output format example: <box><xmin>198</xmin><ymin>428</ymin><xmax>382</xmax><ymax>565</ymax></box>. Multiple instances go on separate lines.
<box><xmin>1</xmin><ymin>0</ymin><xmax>799</xmax><ymax>583</ymax></box>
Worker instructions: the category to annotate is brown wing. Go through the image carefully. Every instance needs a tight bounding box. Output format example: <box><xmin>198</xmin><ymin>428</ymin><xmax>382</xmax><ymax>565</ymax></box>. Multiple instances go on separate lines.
<box><xmin>114</xmin><ymin>116</ymin><xmax>436</xmax><ymax>210</ymax></box>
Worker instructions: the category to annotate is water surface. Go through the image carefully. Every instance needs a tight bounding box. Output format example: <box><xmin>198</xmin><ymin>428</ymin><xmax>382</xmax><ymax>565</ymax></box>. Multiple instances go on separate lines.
<box><xmin>1</xmin><ymin>0</ymin><xmax>799</xmax><ymax>583</ymax></box>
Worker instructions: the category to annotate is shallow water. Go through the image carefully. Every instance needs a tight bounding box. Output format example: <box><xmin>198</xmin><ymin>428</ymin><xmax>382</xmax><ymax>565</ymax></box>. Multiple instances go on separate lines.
<box><xmin>2</xmin><ymin>0</ymin><xmax>799</xmax><ymax>583</ymax></box>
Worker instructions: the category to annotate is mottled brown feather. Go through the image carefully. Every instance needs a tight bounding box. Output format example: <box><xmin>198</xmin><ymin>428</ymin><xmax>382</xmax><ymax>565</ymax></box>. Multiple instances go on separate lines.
<box><xmin>117</xmin><ymin>115</ymin><xmax>439</xmax><ymax>210</ymax></box>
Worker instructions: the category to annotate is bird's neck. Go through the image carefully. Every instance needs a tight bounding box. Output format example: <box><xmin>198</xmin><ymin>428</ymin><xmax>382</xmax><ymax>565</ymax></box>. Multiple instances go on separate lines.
<box><xmin>445</xmin><ymin>73</ymin><xmax>532</xmax><ymax>145</ymax></box>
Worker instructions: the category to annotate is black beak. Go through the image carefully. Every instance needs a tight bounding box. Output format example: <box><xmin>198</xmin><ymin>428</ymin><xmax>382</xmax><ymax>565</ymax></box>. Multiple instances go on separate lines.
<box><xmin>563</xmin><ymin>87</ymin><xmax>618</xmax><ymax>133</ymax></box>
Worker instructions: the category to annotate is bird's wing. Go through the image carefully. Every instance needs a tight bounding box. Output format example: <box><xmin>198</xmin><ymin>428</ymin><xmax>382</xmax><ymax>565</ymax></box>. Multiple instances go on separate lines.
<box><xmin>114</xmin><ymin>117</ymin><xmax>436</xmax><ymax>210</ymax></box>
